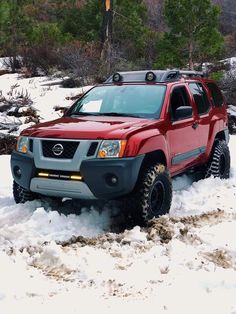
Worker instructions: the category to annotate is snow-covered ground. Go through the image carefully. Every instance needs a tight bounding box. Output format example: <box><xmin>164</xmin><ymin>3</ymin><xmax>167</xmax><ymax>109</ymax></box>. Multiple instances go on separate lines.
<box><xmin>0</xmin><ymin>67</ymin><xmax>92</xmax><ymax>136</ymax></box>
<box><xmin>1</xmin><ymin>140</ymin><xmax>236</xmax><ymax>314</ymax></box>
<box><xmin>0</xmin><ymin>73</ymin><xmax>92</xmax><ymax>122</ymax></box>
<box><xmin>1</xmin><ymin>71</ymin><xmax>236</xmax><ymax>313</ymax></box>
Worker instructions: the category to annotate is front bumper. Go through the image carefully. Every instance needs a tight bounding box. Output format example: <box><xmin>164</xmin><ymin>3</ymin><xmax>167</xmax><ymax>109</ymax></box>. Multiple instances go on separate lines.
<box><xmin>80</xmin><ymin>156</ymin><xmax>144</xmax><ymax>199</ymax></box>
<box><xmin>11</xmin><ymin>150</ymin><xmax>144</xmax><ymax>199</ymax></box>
<box><xmin>11</xmin><ymin>151</ymin><xmax>37</xmax><ymax>190</ymax></box>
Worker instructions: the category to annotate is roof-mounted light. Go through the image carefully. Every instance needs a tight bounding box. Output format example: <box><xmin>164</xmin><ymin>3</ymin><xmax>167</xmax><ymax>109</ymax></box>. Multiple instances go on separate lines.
<box><xmin>145</xmin><ymin>71</ymin><xmax>156</xmax><ymax>82</ymax></box>
<box><xmin>112</xmin><ymin>72</ymin><xmax>122</xmax><ymax>82</ymax></box>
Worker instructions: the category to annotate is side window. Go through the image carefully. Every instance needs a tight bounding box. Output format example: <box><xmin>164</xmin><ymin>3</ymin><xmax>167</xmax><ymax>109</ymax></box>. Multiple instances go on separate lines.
<box><xmin>206</xmin><ymin>82</ymin><xmax>224</xmax><ymax>107</ymax></box>
<box><xmin>189</xmin><ymin>83</ymin><xmax>210</xmax><ymax>115</ymax></box>
<box><xmin>169</xmin><ymin>86</ymin><xmax>193</xmax><ymax>121</ymax></box>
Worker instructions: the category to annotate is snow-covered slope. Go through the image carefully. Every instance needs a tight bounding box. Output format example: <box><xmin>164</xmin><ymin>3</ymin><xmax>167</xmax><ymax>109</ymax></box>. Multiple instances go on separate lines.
<box><xmin>0</xmin><ymin>72</ymin><xmax>92</xmax><ymax>136</ymax></box>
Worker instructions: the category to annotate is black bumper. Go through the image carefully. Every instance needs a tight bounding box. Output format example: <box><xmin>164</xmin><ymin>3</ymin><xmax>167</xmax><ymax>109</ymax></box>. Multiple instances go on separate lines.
<box><xmin>11</xmin><ymin>150</ymin><xmax>144</xmax><ymax>199</ymax></box>
<box><xmin>11</xmin><ymin>150</ymin><xmax>37</xmax><ymax>190</ymax></box>
<box><xmin>80</xmin><ymin>155</ymin><xmax>144</xmax><ymax>199</ymax></box>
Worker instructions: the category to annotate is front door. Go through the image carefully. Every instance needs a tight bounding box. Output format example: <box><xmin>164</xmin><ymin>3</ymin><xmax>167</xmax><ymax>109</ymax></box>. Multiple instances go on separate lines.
<box><xmin>166</xmin><ymin>84</ymin><xmax>202</xmax><ymax>175</ymax></box>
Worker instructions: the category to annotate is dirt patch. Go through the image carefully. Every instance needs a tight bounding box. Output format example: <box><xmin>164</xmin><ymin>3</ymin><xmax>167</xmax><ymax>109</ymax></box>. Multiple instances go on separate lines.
<box><xmin>170</xmin><ymin>209</ymin><xmax>226</xmax><ymax>227</ymax></box>
<box><xmin>202</xmin><ymin>249</ymin><xmax>233</xmax><ymax>269</ymax></box>
<box><xmin>0</xmin><ymin>135</ymin><xmax>17</xmax><ymax>154</ymax></box>
<box><xmin>56</xmin><ymin>209</ymin><xmax>230</xmax><ymax>248</ymax></box>
<box><xmin>57</xmin><ymin>233</ymin><xmax>123</xmax><ymax>248</ymax></box>
<box><xmin>146</xmin><ymin>216</ymin><xmax>174</xmax><ymax>243</ymax></box>
<box><xmin>0</xmin><ymin>69</ymin><xmax>10</xmax><ymax>76</ymax></box>
<box><xmin>228</xmin><ymin>113</ymin><xmax>236</xmax><ymax>135</ymax></box>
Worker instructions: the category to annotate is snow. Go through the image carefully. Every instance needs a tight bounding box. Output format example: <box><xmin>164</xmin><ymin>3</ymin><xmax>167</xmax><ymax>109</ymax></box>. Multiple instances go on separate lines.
<box><xmin>1</xmin><ymin>72</ymin><xmax>236</xmax><ymax>313</ymax></box>
<box><xmin>228</xmin><ymin>104</ymin><xmax>236</xmax><ymax>117</ymax></box>
<box><xmin>0</xmin><ymin>57</ymin><xmax>9</xmax><ymax>70</ymax></box>
<box><xmin>0</xmin><ymin>72</ymin><xmax>92</xmax><ymax>136</ymax></box>
<box><xmin>0</xmin><ymin>139</ymin><xmax>236</xmax><ymax>314</ymax></box>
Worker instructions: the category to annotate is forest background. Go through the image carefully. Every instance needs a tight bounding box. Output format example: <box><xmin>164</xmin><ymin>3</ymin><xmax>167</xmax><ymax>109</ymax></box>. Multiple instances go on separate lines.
<box><xmin>0</xmin><ymin>0</ymin><xmax>235</xmax><ymax>94</ymax></box>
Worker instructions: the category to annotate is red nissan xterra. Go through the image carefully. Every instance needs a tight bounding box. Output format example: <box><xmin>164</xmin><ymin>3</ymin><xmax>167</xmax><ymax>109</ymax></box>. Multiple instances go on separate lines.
<box><xmin>11</xmin><ymin>70</ymin><xmax>230</xmax><ymax>221</ymax></box>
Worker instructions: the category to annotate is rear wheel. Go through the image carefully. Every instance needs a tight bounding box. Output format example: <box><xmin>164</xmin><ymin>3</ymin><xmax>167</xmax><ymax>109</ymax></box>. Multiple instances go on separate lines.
<box><xmin>128</xmin><ymin>163</ymin><xmax>172</xmax><ymax>223</ymax></box>
<box><xmin>13</xmin><ymin>181</ymin><xmax>37</xmax><ymax>204</ymax></box>
<box><xmin>205</xmin><ymin>140</ymin><xmax>230</xmax><ymax>179</ymax></box>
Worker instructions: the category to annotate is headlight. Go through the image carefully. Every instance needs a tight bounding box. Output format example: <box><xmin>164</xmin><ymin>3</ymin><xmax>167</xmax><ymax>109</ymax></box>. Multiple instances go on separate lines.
<box><xmin>17</xmin><ymin>136</ymin><xmax>29</xmax><ymax>153</ymax></box>
<box><xmin>98</xmin><ymin>140</ymin><xmax>126</xmax><ymax>158</ymax></box>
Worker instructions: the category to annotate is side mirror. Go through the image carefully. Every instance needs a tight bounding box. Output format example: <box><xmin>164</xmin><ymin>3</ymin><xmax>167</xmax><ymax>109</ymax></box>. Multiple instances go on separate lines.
<box><xmin>173</xmin><ymin>106</ymin><xmax>192</xmax><ymax>121</ymax></box>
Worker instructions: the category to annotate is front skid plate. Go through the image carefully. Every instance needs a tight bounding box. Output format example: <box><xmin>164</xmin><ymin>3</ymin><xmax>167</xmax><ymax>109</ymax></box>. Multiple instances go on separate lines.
<box><xmin>30</xmin><ymin>178</ymin><xmax>96</xmax><ymax>199</ymax></box>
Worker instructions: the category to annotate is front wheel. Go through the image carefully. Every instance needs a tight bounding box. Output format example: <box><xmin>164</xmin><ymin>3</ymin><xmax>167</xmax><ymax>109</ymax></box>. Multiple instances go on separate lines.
<box><xmin>128</xmin><ymin>163</ymin><xmax>172</xmax><ymax>222</ymax></box>
<box><xmin>13</xmin><ymin>181</ymin><xmax>38</xmax><ymax>204</ymax></box>
<box><xmin>205</xmin><ymin>140</ymin><xmax>230</xmax><ymax>179</ymax></box>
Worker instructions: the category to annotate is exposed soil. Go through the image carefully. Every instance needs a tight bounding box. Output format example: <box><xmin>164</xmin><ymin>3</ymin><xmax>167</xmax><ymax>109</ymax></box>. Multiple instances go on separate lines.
<box><xmin>0</xmin><ymin>135</ymin><xmax>17</xmax><ymax>154</ymax></box>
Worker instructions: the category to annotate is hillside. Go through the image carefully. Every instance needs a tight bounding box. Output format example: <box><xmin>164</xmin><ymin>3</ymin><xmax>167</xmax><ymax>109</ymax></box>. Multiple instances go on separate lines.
<box><xmin>213</xmin><ymin>0</ymin><xmax>236</xmax><ymax>33</ymax></box>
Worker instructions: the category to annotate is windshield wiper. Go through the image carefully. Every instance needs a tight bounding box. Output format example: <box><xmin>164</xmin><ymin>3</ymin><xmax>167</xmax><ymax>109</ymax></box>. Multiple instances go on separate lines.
<box><xmin>69</xmin><ymin>112</ymin><xmax>102</xmax><ymax>116</ymax></box>
<box><xmin>101</xmin><ymin>112</ymin><xmax>142</xmax><ymax>118</ymax></box>
<box><xmin>68</xmin><ymin>112</ymin><xmax>142</xmax><ymax>118</ymax></box>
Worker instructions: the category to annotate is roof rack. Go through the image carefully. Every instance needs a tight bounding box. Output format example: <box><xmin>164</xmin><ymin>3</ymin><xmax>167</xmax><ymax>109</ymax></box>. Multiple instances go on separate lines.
<box><xmin>160</xmin><ymin>70</ymin><xmax>180</xmax><ymax>82</ymax></box>
<box><xmin>104</xmin><ymin>69</ymin><xmax>207</xmax><ymax>84</ymax></box>
<box><xmin>178</xmin><ymin>70</ymin><xmax>208</xmax><ymax>78</ymax></box>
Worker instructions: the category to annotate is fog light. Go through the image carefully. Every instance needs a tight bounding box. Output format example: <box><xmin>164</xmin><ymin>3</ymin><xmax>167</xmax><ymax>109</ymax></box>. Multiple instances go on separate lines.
<box><xmin>111</xmin><ymin>176</ymin><xmax>118</xmax><ymax>184</ymax></box>
<box><xmin>105</xmin><ymin>174</ymin><xmax>118</xmax><ymax>186</ymax></box>
<box><xmin>14</xmin><ymin>166</ymin><xmax>22</xmax><ymax>178</ymax></box>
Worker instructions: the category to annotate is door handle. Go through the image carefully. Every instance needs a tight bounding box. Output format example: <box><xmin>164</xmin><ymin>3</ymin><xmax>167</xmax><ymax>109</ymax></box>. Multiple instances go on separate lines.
<box><xmin>192</xmin><ymin>122</ymin><xmax>199</xmax><ymax>129</ymax></box>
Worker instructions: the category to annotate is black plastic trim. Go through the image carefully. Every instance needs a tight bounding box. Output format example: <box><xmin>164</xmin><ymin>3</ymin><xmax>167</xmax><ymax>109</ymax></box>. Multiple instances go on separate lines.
<box><xmin>80</xmin><ymin>155</ymin><xmax>145</xmax><ymax>199</ymax></box>
<box><xmin>11</xmin><ymin>150</ymin><xmax>37</xmax><ymax>190</ymax></box>
<box><xmin>172</xmin><ymin>146</ymin><xmax>206</xmax><ymax>165</ymax></box>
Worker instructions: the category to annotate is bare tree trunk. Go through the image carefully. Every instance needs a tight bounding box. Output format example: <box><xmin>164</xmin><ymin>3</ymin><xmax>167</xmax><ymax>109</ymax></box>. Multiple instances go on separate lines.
<box><xmin>188</xmin><ymin>42</ymin><xmax>194</xmax><ymax>70</ymax></box>
<box><xmin>100</xmin><ymin>0</ymin><xmax>113</xmax><ymax>75</ymax></box>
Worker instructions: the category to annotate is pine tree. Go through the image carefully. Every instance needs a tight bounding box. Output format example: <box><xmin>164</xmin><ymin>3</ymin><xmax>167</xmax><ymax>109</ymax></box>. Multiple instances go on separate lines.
<box><xmin>0</xmin><ymin>0</ymin><xmax>30</xmax><ymax>71</ymax></box>
<box><xmin>156</xmin><ymin>0</ymin><xmax>223</xmax><ymax>70</ymax></box>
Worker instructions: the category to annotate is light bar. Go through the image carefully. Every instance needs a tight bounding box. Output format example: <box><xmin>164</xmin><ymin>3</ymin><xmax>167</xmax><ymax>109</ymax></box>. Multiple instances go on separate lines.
<box><xmin>145</xmin><ymin>71</ymin><xmax>156</xmax><ymax>82</ymax></box>
<box><xmin>38</xmin><ymin>172</ymin><xmax>49</xmax><ymax>177</ymax></box>
<box><xmin>70</xmin><ymin>175</ymin><xmax>83</xmax><ymax>181</ymax></box>
<box><xmin>112</xmin><ymin>72</ymin><xmax>122</xmax><ymax>82</ymax></box>
<box><xmin>38</xmin><ymin>172</ymin><xmax>83</xmax><ymax>181</ymax></box>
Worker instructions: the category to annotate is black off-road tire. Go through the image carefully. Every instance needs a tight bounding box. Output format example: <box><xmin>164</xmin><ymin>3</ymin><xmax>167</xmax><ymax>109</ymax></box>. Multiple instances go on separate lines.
<box><xmin>13</xmin><ymin>181</ymin><xmax>37</xmax><ymax>204</ymax></box>
<box><xmin>205</xmin><ymin>140</ymin><xmax>230</xmax><ymax>179</ymax></box>
<box><xmin>128</xmin><ymin>163</ymin><xmax>172</xmax><ymax>222</ymax></box>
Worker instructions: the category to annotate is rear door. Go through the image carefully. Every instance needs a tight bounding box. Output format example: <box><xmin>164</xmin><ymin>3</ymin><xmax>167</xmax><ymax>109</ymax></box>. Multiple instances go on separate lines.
<box><xmin>188</xmin><ymin>82</ymin><xmax>211</xmax><ymax>152</ymax></box>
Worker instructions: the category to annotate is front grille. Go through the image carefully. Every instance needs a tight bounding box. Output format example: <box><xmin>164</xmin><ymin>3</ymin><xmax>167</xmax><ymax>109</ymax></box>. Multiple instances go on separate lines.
<box><xmin>87</xmin><ymin>142</ymin><xmax>99</xmax><ymax>156</ymax></box>
<box><xmin>29</xmin><ymin>139</ymin><xmax>33</xmax><ymax>152</ymax></box>
<box><xmin>42</xmin><ymin>140</ymin><xmax>79</xmax><ymax>159</ymax></box>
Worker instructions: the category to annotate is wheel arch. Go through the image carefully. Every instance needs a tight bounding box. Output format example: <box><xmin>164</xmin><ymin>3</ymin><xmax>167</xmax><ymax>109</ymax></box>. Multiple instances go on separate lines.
<box><xmin>215</xmin><ymin>130</ymin><xmax>227</xmax><ymax>142</ymax></box>
<box><xmin>207</xmin><ymin>128</ymin><xmax>229</xmax><ymax>160</ymax></box>
<box><xmin>141</xmin><ymin>149</ymin><xmax>167</xmax><ymax>170</ymax></box>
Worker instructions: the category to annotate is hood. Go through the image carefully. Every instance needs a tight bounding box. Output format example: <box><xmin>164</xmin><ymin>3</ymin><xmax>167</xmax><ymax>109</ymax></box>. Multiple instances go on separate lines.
<box><xmin>21</xmin><ymin>116</ymin><xmax>156</xmax><ymax>139</ymax></box>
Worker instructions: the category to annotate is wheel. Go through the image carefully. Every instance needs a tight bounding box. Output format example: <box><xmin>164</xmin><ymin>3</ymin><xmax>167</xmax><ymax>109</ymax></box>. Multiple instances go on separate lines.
<box><xmin>128</xmin><ymin>163</ymin><xmax>172</xmax><ymax>222</ymax></box>
<box><xmin>13</xmin><ymin>181</ymin><xmax>37</xmax><ymax>204</ymax></box>
<box><xmin>205</xmin><ymin>140</ymin><xmax>230</xmax><ymax>179</ymax></box>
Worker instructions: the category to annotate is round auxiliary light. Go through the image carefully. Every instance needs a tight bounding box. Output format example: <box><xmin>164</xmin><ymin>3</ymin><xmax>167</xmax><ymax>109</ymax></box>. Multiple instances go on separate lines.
<box><xmin>105</xmin><ymin>174</ymin><xmax>118</xmax><ymax>186</ymax></box>
<box><xmin>112</xmin><ymin>72</ymin><xmax>122</xmax><ymax>82</ymax></box>
<box><xmin>145</xmin><ymin>71</ymin><xmax>156</xmax><ymax>82</ymax></box>
<box><xmin>13</xmin><ymin>166</ymin><xmax>22</xmax><ymax>178</ymax></box>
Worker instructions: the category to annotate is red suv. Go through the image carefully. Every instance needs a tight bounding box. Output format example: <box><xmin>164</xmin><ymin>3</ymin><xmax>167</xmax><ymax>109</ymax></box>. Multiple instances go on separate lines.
<box><xmin>11</xmin><ymin>70</ymin><xmax>230</xmax><ymax>221</ymax></box>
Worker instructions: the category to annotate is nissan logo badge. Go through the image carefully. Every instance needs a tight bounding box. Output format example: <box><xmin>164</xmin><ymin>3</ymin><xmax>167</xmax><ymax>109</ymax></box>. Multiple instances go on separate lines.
<box><xmin>52</xmin><ymin>143</ymin><xmax>64</xmax><ymax>156</ymax></box>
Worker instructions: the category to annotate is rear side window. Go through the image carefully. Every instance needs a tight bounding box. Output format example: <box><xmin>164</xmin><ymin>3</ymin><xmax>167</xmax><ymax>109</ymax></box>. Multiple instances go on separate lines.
<box><xmin>206</xmin><ymin>82</ymin><xmax>224</xmax><ymax>107</ymax></box>
<box><xmin>189</xmin><ymin>83</ymin><xmax>210</xmax><ymax>115</ymax></box>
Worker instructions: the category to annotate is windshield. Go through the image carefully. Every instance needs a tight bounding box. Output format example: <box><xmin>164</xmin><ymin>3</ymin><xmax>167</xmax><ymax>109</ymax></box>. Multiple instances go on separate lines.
<box><xmin>67</xmin><ymin>85</ymin><xmax>166</xmax><ymax>118</ymax></box>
